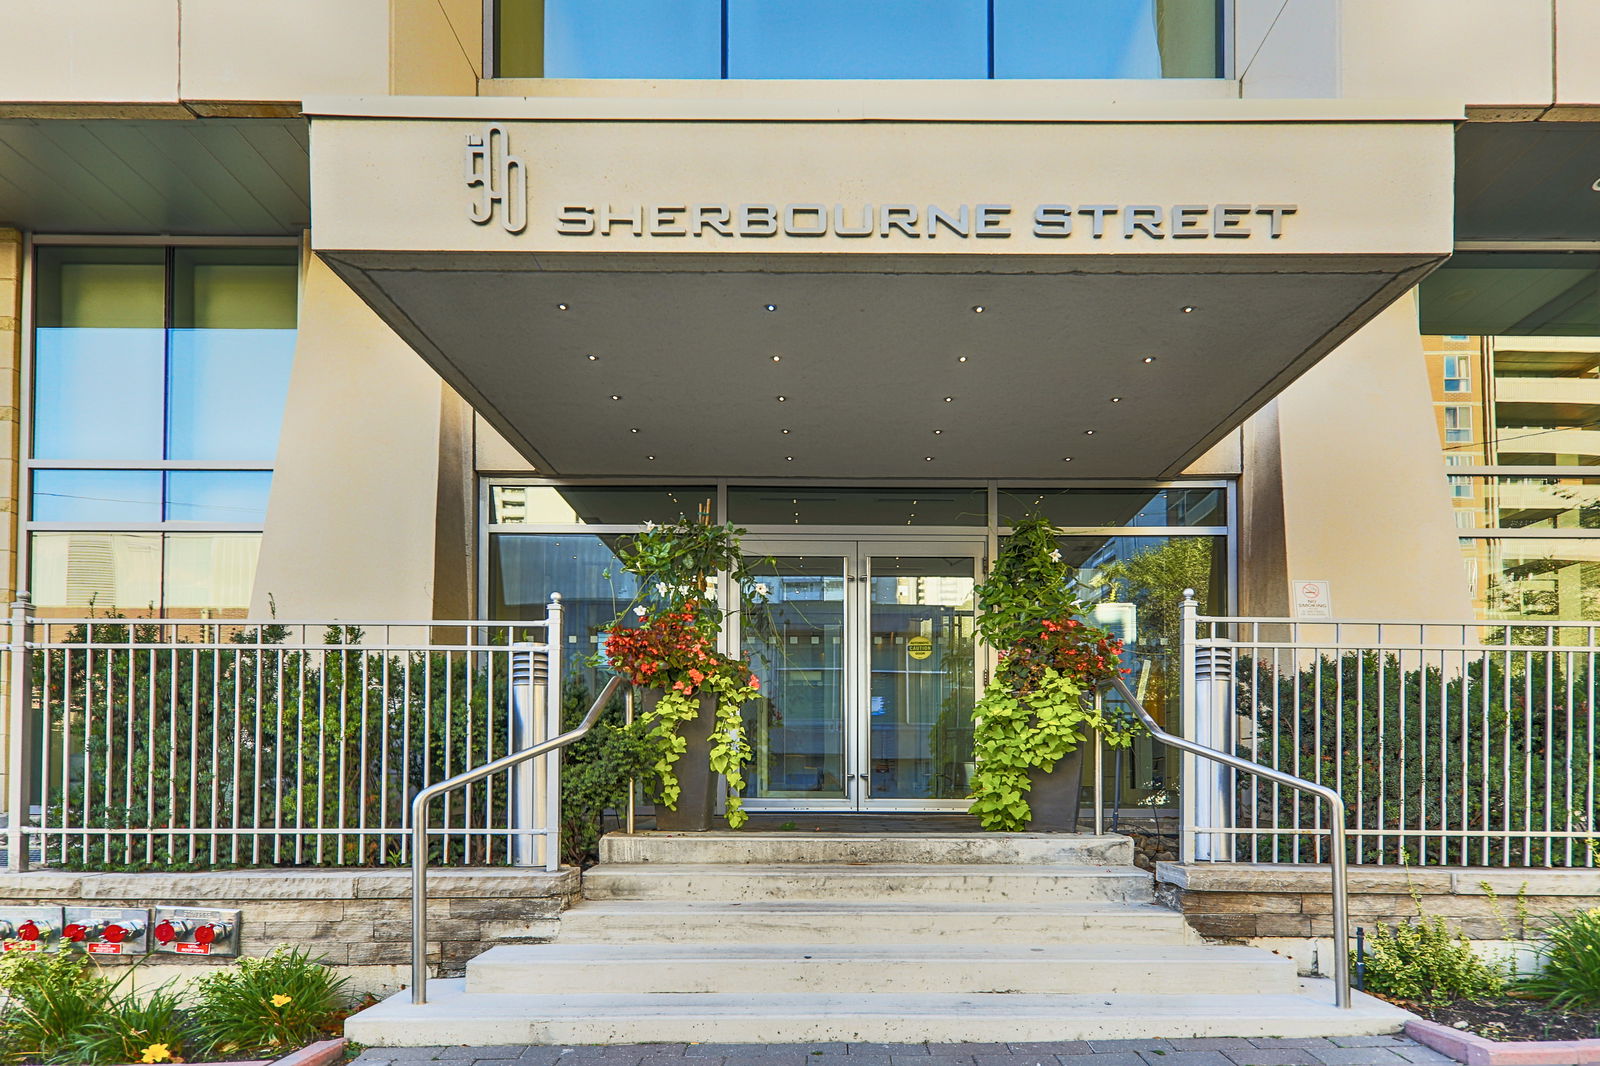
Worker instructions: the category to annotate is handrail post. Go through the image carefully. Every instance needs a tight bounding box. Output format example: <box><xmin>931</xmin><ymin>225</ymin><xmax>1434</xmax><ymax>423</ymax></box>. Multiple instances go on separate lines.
<box><xmin>625</xmin><ymin>686</ymin><xmax>636</xmax><ymax>835</ymax></box>
<box><xmin>6</xmin><ymin>595</ymin><xmax>33</xmax><ymax>873</ymax></box>
<box><xmin>1178</xmin><ymin>589</ymin><xmax>1199</xmax><ymax>864</ymax></box>
<box><xmin>544</xmin><ymin>594</ymin><xmax>562</xmax><ymax>873</ymax></box>
<box><xmin>1327</xmin><ymin>793</ymin><xmax>1352</xmax><ymax>1009</ymax></box>
<box><xmin>410</xmin><ymin>788</ymin><xmax>430</xmax><ymax>1004</ymax></box>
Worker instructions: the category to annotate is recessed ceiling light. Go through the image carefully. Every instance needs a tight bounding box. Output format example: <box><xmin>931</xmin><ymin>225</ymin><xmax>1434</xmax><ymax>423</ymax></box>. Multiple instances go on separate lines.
<box><xmin>1110</xmin><ymin>397</ymin><xmax>1122</xmax><ymax>403</ymax></box>
<box><xmin>781</xmin><ymin>428</ymin><xmax>790</xmax><ymax>434</ymax></box>
<box><xmin>1143</xmin><ymin>356</ymin><xmax>1156</xmax><ymax>363</ymax></box>
<box><xmin>933</xmin><ymin>429</ymin><xmax>943</xmax><ymax>435</ymax></box>
<box><xmin>1085</xmin><ymin>429</ymin><xmax>1096</xmax><ymax>435</ymax></box>
<box><xmin>777</xmin><ymin>395</ymin><xmax>787</xmax><ymax>402</ymax></box>
<box><xmin>1062</xmin><ymin>457</ymin><xmax>1074</xmax><ymax>462</ymax></box>
<box><xmin>771</xmin><ymin>355</ymin><xmax>781</xmax><ymax>362</ymax></box>
<box><xmin>1181</xmin><ymin>305</ymin><xmax>1196</xmax><ymax>313</ymax></box>
<box><xmin>786</xmin><ymin>456</ymin><xmax>794</xmax><ymax>461</ymax></box>
<box><xmin>924</xmin><ymin>456</ymin><xmax>935</xmax><ymax>461</ymax></box>
<box><xmin>972</xmin><ymin>305</ymin><xmax>985</xmax><ymax>313</ymax></box>
<box><xmin>610</xmin><ymin>394</ymin><xmax>622</xmax><ymax>401</ymax></box>
<box><xmin>629</xmin><ymin>428</ymin><xmax>640</xmax><ymax>434</ymax></box>
<box><xmin>958</xmin><ymin>356</ymin><xmax>968</xmax><ymax>363</ymax></box>
<box><xmin>646</xmin><ymin>455</ymin><xmax>656</xmax><ymax>460</ymax></box>
<box><xmin>765</xmin><ymin>304</ymin><xmax>777</xmax><ymax>312</ymax></box>
<box><xmin>943</xmin><ymin>396</ymin><xmax>954</xmax><ymax>403</ymax></box>
<box><xmin>587</xmin><ymin>354</ymin><xmax>598</xmax><ymax>361</ymax></box>
<box><xmin>557</xmin><ymin>303</ymin><xmax>569</xmax><ymax>310</ymax></box>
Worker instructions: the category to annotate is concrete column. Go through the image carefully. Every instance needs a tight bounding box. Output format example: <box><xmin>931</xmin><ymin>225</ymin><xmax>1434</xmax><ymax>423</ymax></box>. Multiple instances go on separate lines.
<box><xmin>0</xmin><ymin>229</ymin><xmax>21</xmax><ymax>824</ymax></box>
<box><xmin>249</xmin><ymin>240</ymin><xmax>450</xmax><ymax>620</ymax></box>
<box><xmin>1241</xmin><ymin>295</ymin><xmax>1475</xmax><ymax>621</ymax></box>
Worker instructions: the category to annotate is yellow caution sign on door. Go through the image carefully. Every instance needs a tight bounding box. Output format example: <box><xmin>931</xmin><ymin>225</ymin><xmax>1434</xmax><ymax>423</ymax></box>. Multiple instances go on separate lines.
<box><xmin>906</xmin><ymin>635</ymin><xmax>933</xmax><ymax>661</ymax></box>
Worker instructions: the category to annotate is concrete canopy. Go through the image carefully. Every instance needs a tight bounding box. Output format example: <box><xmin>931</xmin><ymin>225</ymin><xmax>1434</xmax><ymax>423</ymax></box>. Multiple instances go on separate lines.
<box><xmin>307</xmin><ymin>96</ymin><xmax>1459</xmax><ymax>480</ymax></box>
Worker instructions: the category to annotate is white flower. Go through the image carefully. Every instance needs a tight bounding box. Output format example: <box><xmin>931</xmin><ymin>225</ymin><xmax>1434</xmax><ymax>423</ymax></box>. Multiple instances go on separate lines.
<box><xmin>655</xmin><ymin>582</ymin><xmax>669</xmax><ymax>597</ymax></box>
<box><xmin>704</xmin><ymin>584</ymin><xmax>718</xmax><ymax>601</ymax></box>
<box><xmin>633</xmin><ymin>606</ymin><xmax>647</xmax><ymax>618</ymax></box>
<box><xmin>643</xmin><ymin>520</ymin><xmax>656</xmax><ymax>531</ymax></box>
<box><xmin>753</xmin><ymin>582</ymin><xmax>771</xmax><ymax>598</ymax></box>
<box><xmin>1048</xmin><ymin>549</ymin><xmax>1062</xmax><ymax>563</ymax></box>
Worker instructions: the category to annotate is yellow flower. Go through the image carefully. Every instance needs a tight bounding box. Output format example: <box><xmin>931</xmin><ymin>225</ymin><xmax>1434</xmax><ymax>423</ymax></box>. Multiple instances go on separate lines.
<box><xmin>270</xmin><ymin>993</ymin><xmax>293</xmax><ymax>1008</ymax></box>
<box><xmin>140</xmin><ymin>1043</ymin><xmax>173</xmax><ymax>1064</ymax></box>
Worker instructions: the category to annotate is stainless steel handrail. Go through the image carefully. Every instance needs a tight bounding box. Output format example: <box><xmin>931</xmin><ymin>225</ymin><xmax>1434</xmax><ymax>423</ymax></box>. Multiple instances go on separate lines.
<box><xmin>408</xmin><ymin>673</ymin><xmax>625</xmax><ymax>1004</ymax></box>
<box><xmin>1102</xmin><ymin>672</ymin><xmax>1353</xmax><ymax>1009</ymax></box>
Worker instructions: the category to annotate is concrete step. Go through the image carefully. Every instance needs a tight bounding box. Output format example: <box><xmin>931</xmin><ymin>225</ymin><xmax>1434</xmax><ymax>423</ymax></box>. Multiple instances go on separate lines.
<box><xmin>464</xmin><ymin>943</ymin><xmax>1292</xmax><ymax>996</ymax></box>
<box><xmin>346</xmin><ymin>979</ymin><xmax>1412</xmax><ymax>1046</ymax></box>
<box><xmin>581</xmin><ymin>863</ymin><xmax>1155</xmax><ymax>903</ymax></box>
<box><xmin>599</xmin><ymin>832</ymin><xmax>1134</xmax><ymax>866</ymax></box>
<box><xmin>557</xmin><ymin>899</ymin><xmax>1198</xmax><ymax>945</ymax></box>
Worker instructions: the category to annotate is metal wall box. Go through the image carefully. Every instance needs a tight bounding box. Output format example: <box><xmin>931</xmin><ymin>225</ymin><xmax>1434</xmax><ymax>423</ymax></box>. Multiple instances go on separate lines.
<box><xmin>61</xmin><ymin>907</ymin><xmax>150</xmax><ymax>955</ymax></box>
<box><xmin>0</xmin><ymin>906</ymin><xmax>65</xmax><ymax>952</ymax></box>
<box><xmin>151</xmin><ymin>906</ymin><xmax>241</xmax><ymax>957</ymax></box>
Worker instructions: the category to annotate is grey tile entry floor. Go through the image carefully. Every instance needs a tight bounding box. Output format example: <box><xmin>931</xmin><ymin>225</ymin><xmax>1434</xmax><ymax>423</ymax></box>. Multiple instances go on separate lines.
<box><xmin>353</xmin><ymin>1037</ymin><xmax>1451</xmax><ymax>1066</ymax></box>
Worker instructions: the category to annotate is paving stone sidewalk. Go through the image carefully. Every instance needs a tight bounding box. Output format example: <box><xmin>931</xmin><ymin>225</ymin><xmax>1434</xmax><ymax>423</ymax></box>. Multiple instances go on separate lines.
<box><xmin>353</xmin><ymin>1036</ymin><xmax>1454</xmax><ymax>1066</ymax></box>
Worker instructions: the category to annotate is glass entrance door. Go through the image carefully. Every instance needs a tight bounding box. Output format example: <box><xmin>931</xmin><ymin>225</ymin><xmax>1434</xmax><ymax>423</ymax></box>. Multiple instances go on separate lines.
<box><xmin>736</xmin><ymin>539</ymin><xmax>981</xmax><ymax>811</ymax></box>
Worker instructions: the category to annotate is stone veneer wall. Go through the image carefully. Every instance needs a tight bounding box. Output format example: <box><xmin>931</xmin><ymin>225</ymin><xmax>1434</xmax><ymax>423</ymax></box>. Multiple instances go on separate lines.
<box><xmin>0</xmin><ymin>868</ymin><xmax>578</xmax><ymax>988</ymax></box>
<box><xmin>1156</xmin><ymin>863</ymin><xmax>1600</xmax><ymax>940</ymax></box>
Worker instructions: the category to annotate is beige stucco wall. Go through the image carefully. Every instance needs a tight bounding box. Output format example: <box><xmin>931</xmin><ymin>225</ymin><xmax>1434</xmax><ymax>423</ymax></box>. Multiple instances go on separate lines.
<box><xmin>179</xmin><ymin>0</ymin><xmax>391</xmax><ymax>102</ymax></box>
<box><xmin>249</xmin><ymin>244</ymin><xmax>451</xmax><ymax>620</ymax></box>
<box><xmin>0</xmin><ymin>0</ymin><xmax>482</xmax><ymax>107</ymax></box>
<box><xmin>1556</xmin><ymin>0</ymin><xmax>1600</xmax><ymax>106</ymax></box>
<box><xmin>1242</xmin><ymin>295</ymin><xmax>1474</xmax><ymax>620</ymax></box>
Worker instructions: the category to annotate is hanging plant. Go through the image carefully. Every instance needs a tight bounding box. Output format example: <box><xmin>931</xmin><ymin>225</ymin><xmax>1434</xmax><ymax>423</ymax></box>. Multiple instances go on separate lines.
<box><xmin>600</xmin><ymin>515</ymin><xmax>768</xmax><ymax>829</ymax></box>
<box><xmin>968</xmin><ymin>514</ymin><xmax>1145</xmax><ymax>831</ymax></box>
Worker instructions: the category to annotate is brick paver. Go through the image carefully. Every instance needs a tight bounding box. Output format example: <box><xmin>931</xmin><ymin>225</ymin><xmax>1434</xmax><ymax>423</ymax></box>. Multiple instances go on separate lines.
<box><xmin>352</xmin><ymin>1038</ymin><xmax>1447</xmax><ymax>1066</ymax></box>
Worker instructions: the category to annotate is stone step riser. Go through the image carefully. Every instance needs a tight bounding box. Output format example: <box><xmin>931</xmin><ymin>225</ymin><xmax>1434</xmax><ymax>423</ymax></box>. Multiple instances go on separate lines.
<box><xmin>465</xmin><ymin>957</ymin><xmax>1291</xmax><ymax>996</ymax></box>
<box><xmin>599</xmin><ymin>833</ymin><xmax>1135</xmax><ymax>866</ymax></box>
<box><xmin>582</xmin><ymin>871</ymin><xmax>1155</xmax><ymax>904</ymax></box>
<box><xmin>557</xmin><ymin>916</ymin><xmax>1194</xmax><ymax>945</ymax></box>
<box><xmin>343</xmin><ymin>982</ymin><xmax>1412</xmax><ymax>1047</ymax></box>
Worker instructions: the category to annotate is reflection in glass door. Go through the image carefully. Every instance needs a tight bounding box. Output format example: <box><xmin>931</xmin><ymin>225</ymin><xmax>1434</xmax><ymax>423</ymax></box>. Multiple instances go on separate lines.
<box><xmin>738</xmin><ymin>551</ymin><xmax>851</xmax><ymax>803</ymax></box>
<box><xmin>864</xmin><ymin>555</ymin><xmax>976</xmax><ymax>803</ymax></box>
<box><xmin>738</xmin><ymin>541</ymin><xmax>981</xmax><ymax>811</ymax></box>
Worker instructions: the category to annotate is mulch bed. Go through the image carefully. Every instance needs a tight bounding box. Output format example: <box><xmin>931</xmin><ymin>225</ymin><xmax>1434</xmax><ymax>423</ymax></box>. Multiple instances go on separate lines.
<box><xmin>1395</xmin><ymin>997</ymin><xmax>1600</xmax><ymax>1042</ymax></box>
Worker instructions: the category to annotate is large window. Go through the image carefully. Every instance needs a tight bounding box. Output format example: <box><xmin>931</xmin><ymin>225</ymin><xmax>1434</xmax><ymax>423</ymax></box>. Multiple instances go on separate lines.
<box><xmin>485</xmin><ymin>480</ymin><xmax>1232</xmax><ymax>810</ymax></box>
<box><xmin>28</xmin><ymin>245</ymin><xmax>298</xmax><ymax>617</ymax></box>
<box><xmin>495</xmin><ymin>0</ymin><xmax>1224</xmax><ymax>80</ymax></box>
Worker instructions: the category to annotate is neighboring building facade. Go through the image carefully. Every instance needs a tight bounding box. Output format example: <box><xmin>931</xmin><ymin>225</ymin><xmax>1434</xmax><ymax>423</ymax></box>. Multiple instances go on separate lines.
<box><xmin>1</xmin><ymin>0</ymin><xmax>1598</xmax><ymax>822</ymax></box>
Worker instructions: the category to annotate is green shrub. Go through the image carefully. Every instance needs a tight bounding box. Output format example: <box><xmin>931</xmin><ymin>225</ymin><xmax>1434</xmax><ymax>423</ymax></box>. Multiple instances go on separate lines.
<box><xmin>559</xmin><ymin>672</ymin><xmax>652</xmax><ymax>866</ymax></box>
<box><xmin>67</xmin><ymin>988</ymin><xmax>193</xmax><ymax>1065</ymax></box>
<box><xmin>1517</xmin><ymin>908</ymin><xmax>1600</xmax><ymax>1008</ymax></box>
<box><xmin>192</xmin><ymin>947</ymin><xmax>351</xmax><ymax>1058</ymax></box>
<box><xmin>0</xmin><ymin>949</ymin><xmax>109</xmax><ymax>1065</ymax></box>
<box><xmin>1364</xmin><ymin>915</ymin><xmax>1509</xmax><ymax>1004</ymax></box>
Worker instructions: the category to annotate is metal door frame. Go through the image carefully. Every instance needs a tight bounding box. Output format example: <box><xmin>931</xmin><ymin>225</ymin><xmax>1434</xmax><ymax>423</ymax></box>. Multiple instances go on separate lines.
<box><xmin>734</xmin><ymin>534</ymin><xmax>985</xmax><ymax>813</ymax></box>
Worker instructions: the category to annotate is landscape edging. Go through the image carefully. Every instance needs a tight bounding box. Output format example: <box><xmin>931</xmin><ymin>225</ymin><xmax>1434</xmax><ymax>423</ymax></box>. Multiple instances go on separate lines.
<box><xmin>1406</xmin><ymin>1017</ymin><xmax>1600</xmax><ymax>1065</ymax></box>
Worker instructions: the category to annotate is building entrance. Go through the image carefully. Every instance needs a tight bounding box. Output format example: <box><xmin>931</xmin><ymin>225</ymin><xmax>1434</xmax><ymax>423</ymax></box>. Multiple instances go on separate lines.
<box><xmin>734</xmin><ymin>537</ymin><xmax>982</xmax><ymax>812</ymax></box>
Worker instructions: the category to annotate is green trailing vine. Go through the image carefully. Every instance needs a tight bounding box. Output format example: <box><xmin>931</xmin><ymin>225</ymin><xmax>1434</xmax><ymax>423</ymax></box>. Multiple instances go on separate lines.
<box><xmin>601</xmin><ymin>513</ymin><xmax>768</xmax><ymax>829</ymax></box>
<box><xmin>968</xmin><ymin>514</ymin><xmax>1145</xmax><ymax>831</ymax></box>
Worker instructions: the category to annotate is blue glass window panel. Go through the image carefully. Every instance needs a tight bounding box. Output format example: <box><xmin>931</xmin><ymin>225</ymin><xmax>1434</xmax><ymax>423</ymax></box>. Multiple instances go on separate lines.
<box><xmin>728</xmin><ymin>0</ymin><xmax>987</xmax><ymax>79</ymax></box>
<box><xmin>994</xmin><ymin>0</ymin><xmax>1164</xmax><ymax>79</ymax></box>
<box><xmin>166</xmin><ymin>329</ymin><xmax>296</xmax><ymax>461</ymax></box>
<box><xmin>165</xmin><ymin>471</ymin><xmax>273</xmax><ymax>524</ymax></box>
<box><xmin>32</xmin><ymin>470</ymin><xmax>162</xmax><ymax>523</ymax></box>
<box><xmin>32</xmin><ymin>328</ymin><xmax>165</xmax><ymax>461</ymax></box>
<box><xmin>544</xmin><ymin>0</ymin><xmax>721</xmax><ymax>78</ymax></box>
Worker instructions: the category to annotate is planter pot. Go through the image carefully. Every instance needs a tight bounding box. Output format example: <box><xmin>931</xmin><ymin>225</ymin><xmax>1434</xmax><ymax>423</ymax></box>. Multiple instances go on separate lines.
<box><xmin>1024</xmin><ymin>745</ymin><xmax>1086</xmax><ymax>832</ymax></box>
<box><xmin>644</xmin><ymin>688</ymin><xmax>720</xmax><ymax>832</ymax></box>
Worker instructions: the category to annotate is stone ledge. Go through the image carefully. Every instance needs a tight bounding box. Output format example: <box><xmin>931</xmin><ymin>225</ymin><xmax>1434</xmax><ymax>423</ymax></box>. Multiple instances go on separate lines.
<box><xmin>0</xmin><ymin>866</ymin><xmax>580</xmax><ymax>901</ymax></box>
<box><xmin>1157</xmin><ymin>864</ymin><xmax>1600</xmax><ymax>897</ymax></box>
